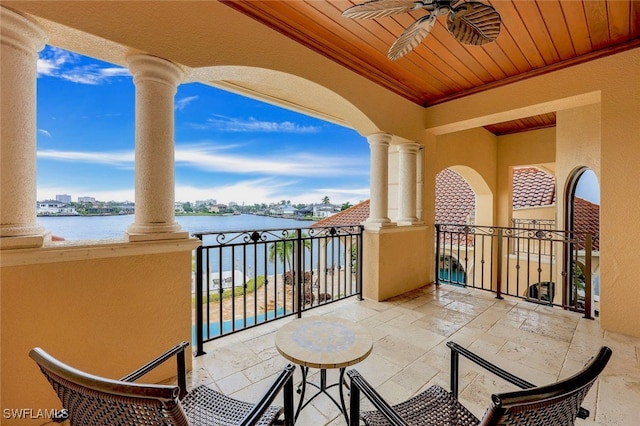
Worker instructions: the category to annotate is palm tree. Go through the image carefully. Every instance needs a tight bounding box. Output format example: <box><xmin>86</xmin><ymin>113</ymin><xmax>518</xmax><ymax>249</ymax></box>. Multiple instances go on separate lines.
<box><xmin>322</xmin><ymin>196</ymin><xmax>330</xmax><ymax>205</ymax></box>
<box><xmin>268</xmin><ymin>233</ymin><xmax>311</xmax><ymax>284</ymax></box>
<box><xmin>341</xmin><ymin>202</ymin><xmax>352</xmax><ymax>211</ymax></box>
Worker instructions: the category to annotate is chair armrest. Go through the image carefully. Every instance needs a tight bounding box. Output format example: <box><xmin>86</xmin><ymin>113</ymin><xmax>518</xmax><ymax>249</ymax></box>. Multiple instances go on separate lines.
<box><xmin>240</xmin><ymin>364</ymin><xmax>296</xmax><ymax>426</ymax></box>
<box><xmin>447</xmin><ymin>341</ymin><xmax>535</xmax><ymax>399</ymax></box>
<box><xmin>347</xmin><ymin>369</ymin><xmax>408</xmax><ymax>426</ymax></box>
<box><xmin>447</xmin><ymin>341</ymin><xmax>592</xmax><ymax>420</ymax></box>
<box><xmin>120</xmin><ymin>341</ymin><xmax>189</xmax><ymax>399</ymax></box>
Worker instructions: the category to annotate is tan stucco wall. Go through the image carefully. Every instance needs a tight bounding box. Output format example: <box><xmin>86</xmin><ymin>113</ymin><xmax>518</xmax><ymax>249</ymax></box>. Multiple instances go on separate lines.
<box><xmin>512</xmin><ymin>206</ymin><xmax>556</xmax><ymax>222</ymax></box>
<box><xmin>1</xmin><ymin>242</ymin><xmax>195</xmax><ymax>424</ymax></box>
<box><xmin>363</xmin><ymin>226</ymin><xmax>430</xmax><ymax>301</ymax></box>
<box><xmin>555</xmin><ymin>104</ymin><xmax>601</xmax><ymax>233</ymax></box>
<box><xmin>423</xmin><ymin>48</ymin><xmax>640</xmax><ymax>337</ymax></box>
<box><xmin>419</xmin><ymin>128</ymin><xmax>498</xmax><ymax>288</ymax></box>
<box><xmin>496</xmin><ymin>128</ymin><xmax>556</xmax><ymax>227</ymax></box>
<box><xmin>432</xmin><ymin>127</ymin><xmax>498</xmax><ymax>224</ymax></box>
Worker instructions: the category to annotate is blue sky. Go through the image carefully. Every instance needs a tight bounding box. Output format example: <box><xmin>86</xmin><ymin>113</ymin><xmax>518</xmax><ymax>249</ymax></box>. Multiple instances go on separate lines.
<box><xmin>575</xmin><ymin>170</ymin><xmax>600</xmax><ymax>204</ymax></box>
<box><xmin>36</xmin><ymin>46</ymin><xmax>371</xmax><ymax>206</ymax></box>
<box><xmin>35</xmin><ymin>46</ymin><xmax>600</xmax><ymax>208</ymax></box>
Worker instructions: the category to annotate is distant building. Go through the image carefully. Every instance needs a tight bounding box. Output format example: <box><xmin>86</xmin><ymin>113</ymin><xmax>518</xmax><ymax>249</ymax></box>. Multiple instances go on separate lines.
<box><xmin>208</xmin><ymin>204</ymin><xmax>228</xmax><ymax>213</ymax></box>
<box><xmin>56</xmin><ymin>194</ymin><xmax>71</xmax><ymax>203</ymax></box>
<box><xmin>312</xmin><ymin>203</ymin><xmax>339</xmax><ymax>218</ymax></box>
<box><xmin>37</xmin><ymin>200</ymin><xmax>78</xmax><ymax>216</ymax></box>
<box><xmin>78</xmin><ymin>196</ymin><xmax>96</xmax><ymax>202</ymax></box>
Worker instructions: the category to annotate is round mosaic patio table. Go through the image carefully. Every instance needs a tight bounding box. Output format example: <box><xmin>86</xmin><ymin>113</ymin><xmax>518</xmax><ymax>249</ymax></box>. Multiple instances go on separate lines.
<box><xmin>275</xmin><ymin>316</ymin><xmax>373</xmax><ymax>423</ymax></box>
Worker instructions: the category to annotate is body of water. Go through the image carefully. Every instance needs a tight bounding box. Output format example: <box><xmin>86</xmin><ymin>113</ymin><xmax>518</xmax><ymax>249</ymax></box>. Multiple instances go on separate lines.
<box><xmin>38</xmin><ymin>214</ymin><xmax>317</xmax><ymax>241</ymax></box>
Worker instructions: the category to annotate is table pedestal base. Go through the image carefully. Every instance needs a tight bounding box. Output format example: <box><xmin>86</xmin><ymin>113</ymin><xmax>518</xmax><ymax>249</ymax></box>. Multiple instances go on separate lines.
<box><xmin>296</xmin><ymin>366</ymin><xmax>349</xmax><ymax>423</ymax></box>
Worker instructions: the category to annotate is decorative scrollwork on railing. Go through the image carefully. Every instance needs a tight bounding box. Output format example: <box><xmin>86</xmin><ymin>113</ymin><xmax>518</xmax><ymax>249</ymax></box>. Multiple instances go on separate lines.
<box><xmin>206</xmin><ymin>228</ymin><xmax>297</xmax><ymax>246</ymax></box>
<box><xmin>306</xmin><ymin>225</ymin><xmax>363</xmax><ymax>238</ymax></box>
<box><xmin>534</xmin><ymin>229</ymin><xmax>548</xmax><ymax>240</ymax></box>
<box><xmin>196</xmin><ymin>225</ymin><xmax>364</xmax><ymax>249</ymax></box>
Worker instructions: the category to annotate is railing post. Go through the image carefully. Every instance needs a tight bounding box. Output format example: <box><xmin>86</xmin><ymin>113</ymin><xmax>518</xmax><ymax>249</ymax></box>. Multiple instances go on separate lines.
<box><xmin>195</xmin><ymin>239</ymin><xmax>206</xmax><ymax>356</ymax></box>
<box><xmin>495</xmin><ymin>228</ymin><xmax>504</xmax><ymax>299</ymax></box>
<box><xmin>296</xmin><ymin>228</ymin><xmax>303</xmax><ymax>318</ymax></box>
<box><xmin>583</xmin><ymin>233</ymin><xmax>593</xmax><ymax>319</ymax></box>
<box><xmin>435</xmin><ymin>225</ymin><xmax>441</xmax><ymax>286</ymax></box>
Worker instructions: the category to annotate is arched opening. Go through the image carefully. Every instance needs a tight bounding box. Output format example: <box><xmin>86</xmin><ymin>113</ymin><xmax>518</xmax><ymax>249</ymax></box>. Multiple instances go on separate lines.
<box><xmin>434</xmin><ymin>167</ymin><xmax>492</xmax><ymax>287</ymax></box>
<box><xmin>510</xmin><ymin>166</ymin><xmax>557</xmax><ymax>302</ymax></box>
<box><xmin>565</xmin><ymin>168</ymin><xmax>600</xmax><ymax>313</ymax></box>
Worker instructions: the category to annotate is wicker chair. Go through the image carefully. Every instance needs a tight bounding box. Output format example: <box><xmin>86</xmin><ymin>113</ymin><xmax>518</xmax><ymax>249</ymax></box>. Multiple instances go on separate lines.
<box><xmin>348</xmin><ymin>341</ymin><xmax>611</xmax><ymax>426</ymax></box>
<box><xmin>30</xmin><ymin>341</ymin><xmax>295</xmax><ymax>426</ymax></box>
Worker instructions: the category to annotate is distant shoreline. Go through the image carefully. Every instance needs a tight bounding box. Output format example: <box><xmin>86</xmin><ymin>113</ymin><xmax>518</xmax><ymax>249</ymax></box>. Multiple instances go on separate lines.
<box><xmin>38</xmin><ymin>212</ymin><xmax>320</xmax><ymax>221</ymax></box>
<box><xmin>37</xmin><ymin>213</ymin><xmax>134</xmax><ymax>217</ymax></box>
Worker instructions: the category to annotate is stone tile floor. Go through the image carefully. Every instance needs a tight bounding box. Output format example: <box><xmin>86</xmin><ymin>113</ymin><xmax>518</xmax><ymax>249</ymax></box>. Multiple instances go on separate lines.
<box><xmin>189</xmin><ymin>284</ymin><xmax>640</xmax><ymax>425</ymax></box>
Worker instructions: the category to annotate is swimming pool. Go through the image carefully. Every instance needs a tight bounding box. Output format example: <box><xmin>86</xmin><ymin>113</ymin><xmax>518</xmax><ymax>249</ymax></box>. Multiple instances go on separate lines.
<box><xmin>192</xmin><ymin>308</ymin><xmax>286</xmax><ymax>344</ymax></box>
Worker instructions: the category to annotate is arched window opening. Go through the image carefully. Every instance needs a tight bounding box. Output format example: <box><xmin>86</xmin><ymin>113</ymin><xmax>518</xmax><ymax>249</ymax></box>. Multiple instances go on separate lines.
<box><xmin>565</xmin><ymin>168</ymin><xmax>600</xmax><ymax>314</ymax></box>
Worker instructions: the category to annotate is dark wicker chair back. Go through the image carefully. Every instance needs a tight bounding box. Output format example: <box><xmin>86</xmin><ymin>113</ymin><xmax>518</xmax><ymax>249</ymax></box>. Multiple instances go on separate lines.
<box><xmin>30</xmin><ymin>347</ymin><xmax>188</xmax><ymax>425</ymax></box>
<box><xmin>348</xmin><ymin>342</ymin><xmax>612</xmax><ymax>426</ymax></box>
<box><xmin>480</xmin><ymin>345</ymin><xmax>612</xmax><ymax>425</ymax></box>
<box><xmin>30</xmin><ymin>342</ymin><xmax>295</xmax><ymax>426</ymax></box>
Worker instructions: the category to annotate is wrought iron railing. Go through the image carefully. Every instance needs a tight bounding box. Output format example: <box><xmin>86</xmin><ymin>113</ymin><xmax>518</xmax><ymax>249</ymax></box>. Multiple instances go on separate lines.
<box><xmin>192</xmin><ymin>225</ymin><xmax>363</xmax><ymax>356</ymax></box>
<box><xmin>511</xmin><ymin>218</ymin><xmax>556</xmax><ymax>255</ymax></box>
<box><xmin>435</xmin><ymin>224</ymin><xmax>594</xmax><ymax>319</ymax></box>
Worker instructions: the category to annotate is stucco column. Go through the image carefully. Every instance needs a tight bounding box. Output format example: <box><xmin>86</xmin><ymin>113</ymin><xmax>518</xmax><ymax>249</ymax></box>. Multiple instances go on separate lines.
<box><xmin>126</xmin><ymin>54</ymin><xmax>188</xmax><ymax>241</ymax></box>
<box><xmin>397</xmin><ymin>142</ymin><xmax>422</xmax><ymax>225</ymax></box>
<box><xmin>0</xmin><ymin>8</ymin><xmax>48</xmax><ymax>249</ymax></box>
<box><xmin>364</xmin><ymin>132</ymin><xmax>392</xmax><ymax>230</ymax></box>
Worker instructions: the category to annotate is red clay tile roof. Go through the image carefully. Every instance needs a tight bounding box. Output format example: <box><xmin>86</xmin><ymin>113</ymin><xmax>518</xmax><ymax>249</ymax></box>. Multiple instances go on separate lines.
<box><xmin>312</xmin><ymin>169</ymin><xmax>596</xmax><ymax>244</ymax></box>
<box><xmin>574</xmin><ymin>197</ymin><xmax>600</xmax><ymax>250</ymax></box>
<box><xmin>311</xmin><ymin>200</ymin><xmax>370</xmax><ymax>227</ymax></box>
<box><xmin>512</xmin><ymin>167</ymin><xmax>556</xmax><ymax>209</ymax></box>
<box><xmin>435</xmin><ymin>169</ymin><xmax>475</xmax><ymax>225</ymax></box>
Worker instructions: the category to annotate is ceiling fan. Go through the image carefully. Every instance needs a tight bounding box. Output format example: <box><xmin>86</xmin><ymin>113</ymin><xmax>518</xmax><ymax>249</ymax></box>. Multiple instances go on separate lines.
<box><xmin>342</xmin><ymin>0</ymin><xmax>501</xmax><ymax>60</ymax></box>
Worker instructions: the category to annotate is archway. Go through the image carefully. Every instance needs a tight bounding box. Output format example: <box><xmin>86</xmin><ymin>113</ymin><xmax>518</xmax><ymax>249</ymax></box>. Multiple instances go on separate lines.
<box><xmin>564</xmin><ymin>167</ymin><xmax>600</xmax><ymax>314</ymax></box>
<box><xmin>434</xmin><ymin>166</ymin><xmax>493</xmax><ymax>287</ymax></box>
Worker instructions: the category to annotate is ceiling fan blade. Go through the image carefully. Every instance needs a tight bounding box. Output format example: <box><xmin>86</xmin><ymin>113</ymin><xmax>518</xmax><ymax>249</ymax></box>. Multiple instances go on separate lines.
<box><xmin>388</xmin><ymin>14</ymin><xmax>436</xmax><ymax>60</ymax></box>
<box><xmin>447</xmin><ymin>1</ymin><xmax>501</xmax><ymax>45</ymax></box>
<box><xmin>342</xmin><ymin>0</ymin><xmax>423</xmax><ymax>20</ymax></box>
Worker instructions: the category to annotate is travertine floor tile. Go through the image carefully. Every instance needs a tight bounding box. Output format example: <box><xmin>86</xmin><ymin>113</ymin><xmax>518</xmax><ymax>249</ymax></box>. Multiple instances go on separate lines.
<box><xmin>189</xmin><ymin>284</ymin><xmax>640</xmax><ymax>425</ymax></box>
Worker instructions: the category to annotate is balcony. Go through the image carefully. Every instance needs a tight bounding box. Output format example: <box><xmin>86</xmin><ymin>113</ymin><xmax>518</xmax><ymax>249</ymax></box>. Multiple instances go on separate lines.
<box><xmin>3</xmin><ymin>2</ymin><xmax>640</xmax><ymax>422</ymax></box>
<box><xmin>188</xmin><ymin>284</ymin><xmax>639</xmax><ymax>425</ymax></box>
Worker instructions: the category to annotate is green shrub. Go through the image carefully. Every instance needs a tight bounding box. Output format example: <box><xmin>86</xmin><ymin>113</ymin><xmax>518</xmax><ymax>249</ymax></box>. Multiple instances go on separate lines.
<box><xmin>192</xmin><ymin>275</ymin><xmax>266</xmax><ymax>306</ymax></box>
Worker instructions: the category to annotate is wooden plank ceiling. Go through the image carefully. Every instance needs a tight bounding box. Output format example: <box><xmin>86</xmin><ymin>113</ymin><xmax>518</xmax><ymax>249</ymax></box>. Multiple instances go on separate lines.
<box><xmin>222</xmin><ymin>0</ymin><xmax>640</xmax><ymax>135</ymax></box>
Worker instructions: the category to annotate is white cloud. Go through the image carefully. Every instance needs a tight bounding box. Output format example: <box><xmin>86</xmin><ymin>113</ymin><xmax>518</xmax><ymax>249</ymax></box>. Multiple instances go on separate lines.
<box><xmin>37</xmin><ymin>46</ymin><xmax>130</xmax><ymax>85</ymax></box>
<box><xmin>37</xmin><ymin>47</ymin><xmax>78</xmax><ymax>76</ymax></box>
<box><xmin>37</xmin><ymin>149</ymin><xmax>134</xmax><ymax>168</ymax></box>
<box><xmin>37</xmin><ymin>145</ymin><xmax>367</xmax><ymax>177</ymax></box>
<box><xmin>200</xmin><ymin>115</ymin><xmax>321</xmax><ymax>133</ymax></box>
<box><xmin>175</xmin><ymin>144</ymin><xmax>367</xmax><ymax>177</ymax></box>
<box><xmin>58</xmin><ymin>65</ymin><xmax>130</xmax><ymax>85</ymax></box>
<box><xmin>175</xmin><ymin>178</ymin><xmax>293</xmax><ymax>204</ymax></box>
<box><xmin>38</xmin><ymin>129</ymin><xmax>52</xmax><ymax>137</ymax></box>
<box><xmin>175</xmin><ymin>180</ymin><xmax>367</xmax><ymax>205</ymax></box>
<box><xmin>312</xmin><ymin>187</ymin><xmax>370</xmax><ymax>197</ymax></box>
<box><xmin>176</xmin><ymin>96</ymin><xmax>198</xmax><ymax>111</ymax></box>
